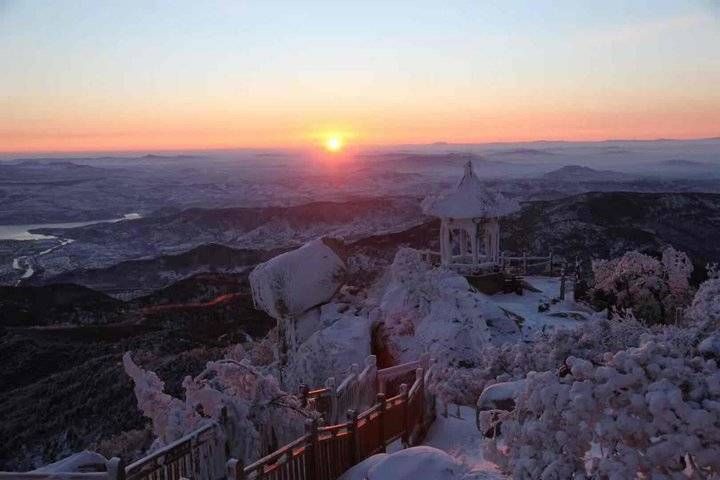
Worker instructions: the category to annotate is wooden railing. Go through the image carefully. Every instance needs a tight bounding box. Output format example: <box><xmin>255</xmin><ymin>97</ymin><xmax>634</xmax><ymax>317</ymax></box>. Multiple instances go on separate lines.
<box><xmin>2</xmin><ymin>358</ymin><xmax>435</xmax><ymax>480</ymax></box>
<box><xmin>421</xmin><ymin>249</ymin><xmax>559</xmax><ymax>276</ymax></box>
<box><xmin>235</xmin><ymin>364</ymin><xmax>435</xmax><ymax>480</ymax></box>
<box><xmin>124</xmin><ymin>421</ymin><xmax>226</xmax><ymax>480</ymax></box>
<box><xmin>0</xmin><ymin>459</ymin><xmax>124</xmax><ymax>480</ymax></box>
<box><xmin>300</xmin><ymin>355</ymin><xmax>429</xmax><ymax>425</ymax></box>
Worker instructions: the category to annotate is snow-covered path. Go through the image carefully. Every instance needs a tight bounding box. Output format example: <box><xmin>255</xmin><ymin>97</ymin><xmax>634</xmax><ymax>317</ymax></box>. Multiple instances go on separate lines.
<box><xmin>424</xmin><ymin>406</ymin><xmax>507</xmax><ymax>479</ymax></box>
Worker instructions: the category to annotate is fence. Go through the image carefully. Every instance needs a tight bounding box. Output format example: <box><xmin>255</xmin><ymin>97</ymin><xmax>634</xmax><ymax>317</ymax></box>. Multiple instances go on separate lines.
<box><xmin>500</xmin><ymin>252</ymin><xmax>555</xmax><ymax>275</ymax></box>
<box><xmin>236</xmin><ymin>363</ymin><xmax>435</xmax><ymax>480</ymax></box>
<box><xmin>0</xmin><ymin>459</ymin><xmax>124</xmax><ymax>480</ymax></box>
<box><xmin>300</xmin><ymin>355</ymin><xmax>429</xmax><ymax>425</ymax></box>
<box><xmin>124</xmin><ymin>422</ymin><xmax>226</xmax><ymax>480</ymax></box>
<box><xmin>420</xmin><ymin>249</ymin><xmax>558</xmax><ymax>277</ymax></box>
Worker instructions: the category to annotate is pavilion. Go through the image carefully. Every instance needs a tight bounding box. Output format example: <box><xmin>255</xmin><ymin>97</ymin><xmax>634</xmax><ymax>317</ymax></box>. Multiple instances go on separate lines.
<box><xmin>422</xmin><ymin>161</ymin><xmax>520</xmax><ymax>273</ymax></box>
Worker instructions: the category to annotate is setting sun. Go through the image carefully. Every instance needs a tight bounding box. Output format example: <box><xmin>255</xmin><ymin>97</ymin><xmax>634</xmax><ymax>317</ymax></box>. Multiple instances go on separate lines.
<box><xmin>324</xmin><ymin>136</ymin><xmax>344</xmax><ymax>153</ymax></box>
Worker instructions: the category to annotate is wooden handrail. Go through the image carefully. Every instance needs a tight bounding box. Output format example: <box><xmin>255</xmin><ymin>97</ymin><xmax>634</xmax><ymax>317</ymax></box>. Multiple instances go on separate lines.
<box><xmin>124</xmin><ymin>422</ymin><xmax>217</xmax><ymax>474</ymax></box>
<box><xmin>10</xmin><ymin>356</ymin><xmax>432</xmax><ymax>480</ymax></box>
<box><xmin>242</xmin><ymin>433</ymin><xmax>310</xmax><ymax>473</ymax></box>
<box><xmin>0</xmin><ymin>458</ymin><xmax>125</xmax><ymax>480</ymax></box>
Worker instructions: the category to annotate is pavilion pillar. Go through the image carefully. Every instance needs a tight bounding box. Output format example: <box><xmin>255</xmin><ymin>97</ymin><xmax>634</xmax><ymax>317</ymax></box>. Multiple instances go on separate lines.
<box><xmin>440</xmin><ymin>219</ymin><xmax>450</xmax><ymax>265</ymax></box>
<box><xmin>484</xmin><ymin>224</ymin><xmax>492</xmax><ymax>263</ymax></box>
<box><xmin>471</xmin><ymin>223</ymin><xmax>479</xmax><ymax>265</ymax></box>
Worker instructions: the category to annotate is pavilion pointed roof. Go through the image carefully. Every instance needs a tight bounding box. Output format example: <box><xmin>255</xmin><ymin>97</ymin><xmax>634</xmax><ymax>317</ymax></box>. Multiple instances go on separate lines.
<box><xmin>422</xmin><ymin>161</ymin><xmax>520</xmax><ymax>218</ymax></box>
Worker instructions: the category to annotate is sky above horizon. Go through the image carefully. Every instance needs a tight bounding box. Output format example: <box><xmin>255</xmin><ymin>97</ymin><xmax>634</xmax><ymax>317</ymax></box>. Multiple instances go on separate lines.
<box><xmin>1</xmin><ymin>0</ymin><xmax>720</xmax><ymax>153</ymax></box>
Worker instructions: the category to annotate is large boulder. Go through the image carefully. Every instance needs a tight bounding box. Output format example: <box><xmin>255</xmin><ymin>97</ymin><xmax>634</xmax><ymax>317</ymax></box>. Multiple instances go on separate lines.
<box><xmin>249</xmin><ymin>238</ymin><xmax>347</xmax><ymax>320</ymax></box>
<box><xmin>340</xmin><ymin>447</ymin><xmax>467</xmax><ymax>480</ymax></box>
<box><xmin>285</xmin><ymin>302</ymin><xmax>372</xmax><ymax>390</ymax></box>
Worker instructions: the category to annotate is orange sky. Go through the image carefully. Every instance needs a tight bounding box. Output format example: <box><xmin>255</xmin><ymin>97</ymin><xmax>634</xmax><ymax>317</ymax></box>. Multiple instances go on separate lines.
<box><xmin>1</xmin><ymin>1</ymin><xmax>719</xmax><ymax>153</ymax></box>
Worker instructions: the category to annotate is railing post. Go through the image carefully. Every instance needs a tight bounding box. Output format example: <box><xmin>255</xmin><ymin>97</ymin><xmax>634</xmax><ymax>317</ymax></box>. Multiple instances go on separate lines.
<box><xmin>560</xmin><ymin>264</ymin><xmax>566</xmax><ymax>300</ymax></box>
<box><xmin>304</xmin><ymin>418</ymin><xmax>319</xmax><ymax>480</ymax></box>
<box><xmin>298</xmin><ymin>383</ymin><xmax>309</xmax><ymax>408</ymax></box>
<box><xmin>349</xmin><ymin>363</ymin><xmax>360</xmax><ymax>410</ymax></box>
<box><xmin>347</xmin><ymin>409</ymin><xmax>358</xmax><ymax>464</ymax></box>
<box><xmin>416</xmin><ymin>367</ymin><xmax>425</xmax><ymax>435</ymax></box>
<box><xmin>226</xmin><ymin>458</ymin><xmax>245</xmax><ymax>480</ymax></box>
<box><xmin>399</xmin><ymin>383</ymin><xmax>409</xmax><ymax>448</ymax></box>
<box><xmin>107</xmin><ymin>457</ymin><xmax>125</xmax><ymax>480</ymax></box>
<box><xmin>326</xmin><ymin>376</ymin><xmax>337</xmax><ymax>423</ymax></box>
<box><xmin>376</xmin><ymin>393</ymin><xmax>386</xmax><ymax>453</ymax></box>
<box><xmin>522</xmin><ymin>250</ymin><xmax>527</xmax><ymax>275</ymax></box>
<box><xmin>548</xmin><ymin>250</ymin><xmax>553</xmax><ymax>274</ymax></box>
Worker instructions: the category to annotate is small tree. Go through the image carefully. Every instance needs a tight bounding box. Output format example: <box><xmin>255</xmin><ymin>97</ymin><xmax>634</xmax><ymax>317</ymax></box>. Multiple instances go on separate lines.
<box><xmin>590</xmin><ymin>248</ymin><xmax>694</xmax><ymax>324</ymax></box>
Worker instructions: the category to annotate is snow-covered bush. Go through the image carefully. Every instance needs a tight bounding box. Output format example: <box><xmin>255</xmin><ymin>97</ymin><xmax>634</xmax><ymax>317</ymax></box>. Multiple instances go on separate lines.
<box><xmin>688</xmin><ymin>277</ymin><xmax>720</xmax><ymax>330</ymax></box>
<box><xmin>487</xmin><ymin>339</ymin><xmax>720</xmax><ymax>479</ymax></box>
<box><xmin>432</xmin><ymin>314</ymin><xmax>647</xmax><ymax>407</ymax></box>
<box><xmin>590</xmin><ymin>248</ymin><xmax>694</xmax><ymax>324</ymax></box>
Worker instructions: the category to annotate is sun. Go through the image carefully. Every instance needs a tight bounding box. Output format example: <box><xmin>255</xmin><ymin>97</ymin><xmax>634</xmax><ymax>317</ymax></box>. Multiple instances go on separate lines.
<box><xmin>324</xmin><ymin>136</ymin><xmax>344</xmax><ymax>153</ymax></box>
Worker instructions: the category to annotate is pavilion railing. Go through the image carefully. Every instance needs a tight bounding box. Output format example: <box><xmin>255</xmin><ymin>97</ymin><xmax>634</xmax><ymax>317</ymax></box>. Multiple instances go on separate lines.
<box><xmin>420</xmin><ymin>249</ymin><xmax>559</xmax><ymax>276</ymax></box>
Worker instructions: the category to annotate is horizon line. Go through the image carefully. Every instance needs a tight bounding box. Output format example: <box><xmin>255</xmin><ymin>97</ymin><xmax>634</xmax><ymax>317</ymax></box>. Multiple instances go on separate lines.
<box><xmin>1</xmin><ymin>135</ymin><xmax>719</xmax><ymax>158</ymax></box>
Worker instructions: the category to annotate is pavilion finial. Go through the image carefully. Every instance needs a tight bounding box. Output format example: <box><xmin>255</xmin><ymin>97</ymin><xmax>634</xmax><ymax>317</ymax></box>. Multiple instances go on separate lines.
<box><xmin>463</xmin><ymin>160</ymin><xmax>473</xmax><ymax>177</ymax></box>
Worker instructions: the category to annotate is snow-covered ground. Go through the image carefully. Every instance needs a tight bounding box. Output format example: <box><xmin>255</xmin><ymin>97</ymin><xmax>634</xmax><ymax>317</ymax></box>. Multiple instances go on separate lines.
<box><xmin>491</xmin><ymin>276</ymin><xmax>594</xmax><ymax>337</ymax></box>
<box><xmin>424</xmin><ymin>406</ymin><xmax>507</xmax><ymax>479</ymax></box>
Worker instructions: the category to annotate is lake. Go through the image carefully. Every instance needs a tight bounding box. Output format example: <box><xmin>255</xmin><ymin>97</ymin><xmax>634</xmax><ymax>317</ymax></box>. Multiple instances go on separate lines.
<box><xmin>0</xmin><ymin>213</ymin><xmax>141</xmax><ymax>241</ymax></box>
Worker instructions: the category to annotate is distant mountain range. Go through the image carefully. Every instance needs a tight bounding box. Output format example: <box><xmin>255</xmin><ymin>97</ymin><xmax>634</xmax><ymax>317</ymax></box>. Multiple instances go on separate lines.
<box><xmin>541</xmin><ymin>165</ymin><xmax>636</xmax><ymax>183</ymax></box>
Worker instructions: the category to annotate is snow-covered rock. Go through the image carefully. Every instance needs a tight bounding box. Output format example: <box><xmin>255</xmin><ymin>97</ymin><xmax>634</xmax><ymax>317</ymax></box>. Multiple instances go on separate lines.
<box><xmin>374</xmin><ymin>248</ymin><xmax>507</xmax><ymax>365</ymax></box>
<box><xmin>32</xmin><ymin>451</ymin><xmax>109</xmax><ymax>473</ymax></box>
<box><xmin>343</xmin><ymin>447</ymin><xmax>468</xmax><ymax>480</ymax></box>
<box><xmin>285</xmin><ymin>302</ymin><xmax>372</xmax><ymax>390</ymax></box>
<box><xmin>699</xmin><ymin>333</ymin><xmax>720</xmax><ymax>357</ymax></box>
<box><xmin>476</xmin><ymin>380</ymin><xmax>526</xmax><ymax>411</ymax></box>
<box><xmin>249</xmin><ymin>238</ymin><xmax>347</xmax><ymax>320</ymax></box>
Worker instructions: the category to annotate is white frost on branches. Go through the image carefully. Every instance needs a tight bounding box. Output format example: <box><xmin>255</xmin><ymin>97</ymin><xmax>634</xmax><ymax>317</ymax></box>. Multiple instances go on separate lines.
<box><xmin>590</xmin><ymin>247</ymin><xmax>694</xmax><ymax>324</ymax></box>
<box><xmin>123</xmin><ymin>353</ymin><xmax>307</xmax><ymax>464</ymax></box>
<box><xmin>688</xmin><ymin>277</ymin><xmax>720</xmax><ymax>329</ymax></box>
<box><xmin>486</xmin><ymin>339</ymin><xmax>720</xmax><ymax>479</ymax></box>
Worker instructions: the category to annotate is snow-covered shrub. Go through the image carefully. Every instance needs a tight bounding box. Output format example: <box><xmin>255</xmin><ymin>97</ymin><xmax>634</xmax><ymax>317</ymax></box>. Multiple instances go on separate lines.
<box><xmin>487</xmin><ymin>339</ymin><xmax>720</xmax><ymax>479</ymax></box>
<box><xmin>590</xmin><ymin>248</ymin><xmax>694</xmax><ymax>324</ymax></box>
<box><xmin>432</xmin><ymin>315</ymin><xmax>647</xmax><ymax>407</ymax></box>
<box><xmin>688</xmin><ymin>277</ymin><xmax>720</xmax><ymax>330</ymax></box>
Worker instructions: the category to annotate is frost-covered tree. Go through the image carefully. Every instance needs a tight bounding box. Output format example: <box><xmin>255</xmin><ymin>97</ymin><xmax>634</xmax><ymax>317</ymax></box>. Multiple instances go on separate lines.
<box><xmin>590</xmin><ymin>248</ymin><xmax>694</xmax><ymax>324</ymax></box>
<box><xmin>123</xmin><ymin>353</ymin><xmax>309</xmax><ymax>464</ymax></box>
